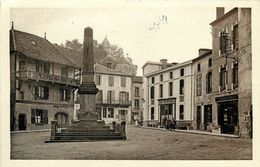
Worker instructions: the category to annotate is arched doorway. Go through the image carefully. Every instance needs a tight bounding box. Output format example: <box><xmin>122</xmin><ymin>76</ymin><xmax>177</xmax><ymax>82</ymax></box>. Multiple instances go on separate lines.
<box><xmin>55</xmin><ymin>112</ymin><xmax>68</xmax><ymax>128</ymax></box>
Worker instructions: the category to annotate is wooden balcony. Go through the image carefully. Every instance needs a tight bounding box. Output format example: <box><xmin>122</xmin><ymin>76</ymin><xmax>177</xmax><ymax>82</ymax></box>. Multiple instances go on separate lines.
<box><xmin>18</xmin><ymin>70</ymin><xmax>80</xmax><ymax>87</ymax></box>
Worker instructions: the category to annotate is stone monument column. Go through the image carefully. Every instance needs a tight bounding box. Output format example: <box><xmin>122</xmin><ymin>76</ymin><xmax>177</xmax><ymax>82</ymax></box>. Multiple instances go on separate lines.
<box><xmin>78</xmin><ymin>27</ymin><xmax>99</xmax><ymax>121</ymax></box>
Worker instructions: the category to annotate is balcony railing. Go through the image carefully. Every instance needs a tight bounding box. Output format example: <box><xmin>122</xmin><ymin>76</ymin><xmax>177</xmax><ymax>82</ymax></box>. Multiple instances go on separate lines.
<box><xmin>96</xmin><ymin>99</ymin><xmax>131</xmax><ymax>107</ymax></box>
<box><xmin>18</xmin><ymin>70</ymin><xmax>80</xmax><ymax>86</ymax></box>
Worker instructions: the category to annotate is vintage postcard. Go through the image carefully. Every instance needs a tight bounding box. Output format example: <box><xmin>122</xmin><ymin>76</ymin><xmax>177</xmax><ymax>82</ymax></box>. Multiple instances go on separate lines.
<box><xmin>0</xmin><ymin>0</ymin><xmax>259</xmax><ymax>167</ymax></box>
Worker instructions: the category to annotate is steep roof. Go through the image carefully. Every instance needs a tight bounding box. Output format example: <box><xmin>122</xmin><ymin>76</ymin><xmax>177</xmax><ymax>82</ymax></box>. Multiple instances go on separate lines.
<box><xmin>10</xmin><ymin>29</ymin><xmax>78</xmax><ymax>68</ymax></box>
<box><xmin>95</xmin><ymin>64</ymin><xmax>131</xmax><ymax>77</ymax></box>
<box><xmin>53</xmin><ymin>44</ymin><xmax>82</xmax><ymax>68</ymax></box>
<box><xmin>100</xmin><ymin>36</ymin><xmax>110</xmax><ymax>48</ymax></box>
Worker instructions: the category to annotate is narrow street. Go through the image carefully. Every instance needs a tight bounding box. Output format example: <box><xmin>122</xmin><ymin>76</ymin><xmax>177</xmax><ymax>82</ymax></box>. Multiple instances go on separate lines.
<box><xmin>11</xmin><ymin>125</ymin><xmax>252</xmax><ymax>160</ymax></box>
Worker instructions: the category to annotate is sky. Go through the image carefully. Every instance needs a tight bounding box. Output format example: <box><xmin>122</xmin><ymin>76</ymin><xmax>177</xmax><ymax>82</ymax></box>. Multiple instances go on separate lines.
<box><xmin>10</xmin><ymin>6</ymin><xmax>232</xmax><ymax>76</ymax></box>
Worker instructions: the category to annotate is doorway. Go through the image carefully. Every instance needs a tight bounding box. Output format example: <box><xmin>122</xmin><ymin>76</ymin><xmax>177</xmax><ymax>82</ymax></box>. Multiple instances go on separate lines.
<box><xmin>18</xmin><ymin>114</ymin><xmax>27</xmax><ymax>130</ymax></box>
<box><xmin>204</xmin><ymin>105</ymin><xmax>212</xmax><ymax>130</ymax></box>
<box><xmin>55</xmin><ymin>112</ymin><xmax>68</xmax><ymax>128</ymax></box>
<box><xmin>196</xmin><ymin>106</ymin><xmax>201</xmax><ymax>130</ymax></box>
<box><xmin>218</xmin><ymin>102</ymin><xmax>238</xmax><ymax>134</ymax></box>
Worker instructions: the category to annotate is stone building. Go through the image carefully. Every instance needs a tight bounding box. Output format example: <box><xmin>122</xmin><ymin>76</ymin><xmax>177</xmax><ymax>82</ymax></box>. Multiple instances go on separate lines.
<box><xmin>192</xmin><ymin>49</ymin><xmax>213</xmax><ymax>131</ymax></box>
<box><xmin>209</xmin><ymin>7</ymin><xmax>252</xmax><ymax>138</ymax></box>
<box><xmin>142</xmin><ymin>59</ymin><xmax>193</xmax><ymax>128</ymax></box>
<box><xmin>10</xmin><ymin>27</ymin><xmax>80</xmax><ymax>131</ymax></box>
<box><xmin>74</xmin><ymin>64</ymin><xmax>132</xmax><ymax>125</ymax></box>
<box><xmin>131</xmin><ymin>76</ymin><xmax>143</xmax><ymax>125</ymax></box>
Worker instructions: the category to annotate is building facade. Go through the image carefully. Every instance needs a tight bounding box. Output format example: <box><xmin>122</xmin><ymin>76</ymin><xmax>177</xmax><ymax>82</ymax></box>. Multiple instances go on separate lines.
<box><xmin>210</xmin><ymin>8</ymin><xmax>252</xmax><ymax>138</ymax></box>
<box><xmin>131</xmin><ymin>76</ymin><xmax>143</xmax><ymax>125</ymax></box>
<box><xmin>74</xmin><ymin>64</ymin><xmax>132</xmax><ymax>124</ymax></box>
<box><xmin>192</xmin><ymin>49</ymin><xmax>213</xmax><ymax>131</ymax></box>
<box><xmin>10</xmin><ymin>28</ymin><xmax>80</xmax><ymax>131</ymax></box>
<box><xmin>142</xmin><ymin>59</ymin><xmax>193</xmax><ymax>128</ymax></box>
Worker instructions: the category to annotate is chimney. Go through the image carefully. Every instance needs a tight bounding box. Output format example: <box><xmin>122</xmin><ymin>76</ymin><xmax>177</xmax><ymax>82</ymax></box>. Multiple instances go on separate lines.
<box><xmin>160</xmin><ymin>59</ymin><xmax>168</xmax><ymax>69</ymax></box>
<box><xmin>199</xmin><ymin>48</ymin><xmax>212</xmax><ymax>57</ymax></box>
<box><xmin>44</xmin><ymin>32</ymin><xmax>46</xmax><ymax>39</ymax></box>
<box><xmin>216</xmin><ymin>7</ymin><xmax>225</xmax><ymax>19</ymax></box>
<box><xmin>11</xmin><ymin>22</ymin><xmax>14</xmax><ymax>29</ymax></box>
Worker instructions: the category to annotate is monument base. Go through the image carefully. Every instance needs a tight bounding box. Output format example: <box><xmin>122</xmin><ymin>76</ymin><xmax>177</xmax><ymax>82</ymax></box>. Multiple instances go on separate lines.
<box><xmin>46</xmin><ymin>120</ymin><xmax>126</xmax><ymax>143</ymax></box>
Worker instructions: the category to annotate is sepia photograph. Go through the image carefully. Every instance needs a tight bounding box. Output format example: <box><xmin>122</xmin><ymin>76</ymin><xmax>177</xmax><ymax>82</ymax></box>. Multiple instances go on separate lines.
<box><xmin>1</xmin><ymin>0</ymin><xmax>259</xmax><ymax>166</ymax></box>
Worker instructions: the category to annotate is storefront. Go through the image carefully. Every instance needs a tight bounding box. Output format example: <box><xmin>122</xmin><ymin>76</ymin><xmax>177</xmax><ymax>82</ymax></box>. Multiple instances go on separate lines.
<box><xmin>216</xmin><ymin>94</ymin><xmax>238</xmax><ymax>135</ymax></box>
<box><xmin>158</xmin><ymin>98</ymin><xmax>176</xmax><ymax>126</ymax></box>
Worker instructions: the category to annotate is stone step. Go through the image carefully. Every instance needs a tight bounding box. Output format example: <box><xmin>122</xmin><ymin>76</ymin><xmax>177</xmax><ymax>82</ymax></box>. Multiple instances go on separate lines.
<box><xmin>64</xmin><ymin>126</ymin><xmax>112</xmax><ymax>131</ymax></box>
<box><xmin>61</xmin><ymin>129</ymin><xmax>116</xmax><ymax>133</ymax></box>
<box><xmin>56</xmin><ymin>132</ymin><xmax>121</xmax><ymax>136</ymax></box>
<box><xmin>53</xmin><ymin>135</ymin><xmax>124</xmax><ymax>140</ymax></box>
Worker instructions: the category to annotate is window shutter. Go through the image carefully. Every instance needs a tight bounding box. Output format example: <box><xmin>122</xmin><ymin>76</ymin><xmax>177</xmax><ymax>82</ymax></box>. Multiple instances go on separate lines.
<box><xmin>107</xmin><ymin>91</ymin><xmax>111</xmax><ymax>103</ymax></box>
<box><xmin>121</xmin><ymin>77</ymin><xmax>126</xmax><ymax>87</ymax></box>
<box><xmin>126</xmin><ymin>92</ymin><xmax>129</xmax><ymax>101</ymax></box>
<box><xmin>108</xmin><ymin>76</ymin><xmax>114</xmax><ymax>86</ymax></box>
<box><xmin>60</xmin><ymin>89</ymin><xmax>63</xmax><ymax>101</ymax></box>
<box><xmin>43</xmin><ymin>110</ymin><xmax>48</xmax><ymax>124</ymax></box>
<box><xmin>206</xmin><ymin>73</ymin><xmax>208</xmax><ymax>93</ymax></box>
<box><xmin>67</xmin><ymin>89</ymin><xmax>71</xmax><ymax>102</ymax></box>
<box><xmin>111</xmin><ymin>91</ymin><xmax>115</xmax><ymax>101</ymax></box>
<box><xmin>119</xmin><ymin>92</ymin><xmax>122</xmax><ymax>101</ymax></box>
<box><xmin>44</xmin><ymin>87</ymin><xmax>49</xmax><ymax>99</ymax></box>
<box><xmin>35</xmin><ymin>86</ymin><xmax>39</xmax><ymax>99</ymax></box>
<box><xmin>31</xmin><ymin>109</ymin><xmax>35</xmax><ymax>124</ymax></box>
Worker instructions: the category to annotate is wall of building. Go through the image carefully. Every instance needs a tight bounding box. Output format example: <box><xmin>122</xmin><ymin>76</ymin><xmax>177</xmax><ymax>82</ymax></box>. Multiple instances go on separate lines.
<box><xmin>95</xmin><ymin>73</ymin><xmax>132</xmax><ymax>101</ymax></box>
<box><xmin>192</xmin><ymin>53</ymin><xmax>213</xmax><ymax>130</ymax></box>
<box><xmin>143</xmin><ymin>62</ymin><xmax>193</xmax><ymax>127</ymax></box>
<box><xmin>15</xmin><ymin>102</ymin><xmax>73</xmax><ymax>130</ymax></box>
<box><xmin>210</xmin><ymin>8</ymin><xmax>252</xmax><ymax>138</ymax></box>
<box><xmin>131</xmin><ymin>81</ymin><xmax>143</xmax><ymax>125</ymax></box>
<box><xmin>13</xmin><ymin>55</ymin><xmax>78</xmax><ymax>131</ymax></box>
<box><xmin>73</xmin><ymin>72</ymin><xmax>132</xmax><ymax>125</ymax></box>
<box><xmin>238</xmin><ymin>8</ymin><xmax>252</xmax><ymax>138</ymax></box>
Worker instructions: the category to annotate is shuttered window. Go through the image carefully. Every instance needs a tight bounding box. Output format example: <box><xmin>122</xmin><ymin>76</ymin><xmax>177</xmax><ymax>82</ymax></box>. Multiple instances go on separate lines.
<box><xmin>60</xmin><ymin>89</ymin><xmax>70</xmax><ymax>102</ymax></box>
<box><xmin>232</xmin><ymin>24</ymin><xmax>238</xmax><ymax>50</ymax></box>
<box><xmin>220</xmin><ymin>66</ymin><xmax>227</xmax><ymax>90</ymax></box>
<box><xmin>206</xmin><ymin>72</ymin><xmax>212</xmax><ymax>93</ymax></box>
<box><xmin>159</xmin><ymin>84</ymin><xmax>163</xmax><ymax>98</ymax></box>
<box><xmin>107</xmin><ymin>90</ymin><xmax>115</xmax><ymax>103</ymax></box>
<box><xmin>121</xmin><ymin>76</ymin><xmax>126</xmax><ymax>87</ymax></box>
<box><xmin>108</xmin><ymin>76</ymin><xmax>114</xmax><ymax>86</ymax></box>
<box><xmin>232</xmin><ymin>63</ymin><xmax>238</xmax><ymax>88</ymax></box>
<box><xmin>35</xmin><ymin>86</ymin><xmax>49</xmax><ymax>100</ymax></box>
<box><xmin>196</xmin><ymin>74</ymin><xmax>202</xmax><ymax>96</ymax></box>
<box><xmin>119</xmin><ymin>91</ymin><xmax>129</xmax><ymax>103</ymax></box>
<box><xmin>103</xmin><ymin>108</ymin><xmax>107</xmax><ymax>118</ymax></box>
<box><xmin>31</xmin><ymin>109</ymin><xmax>48</xmax><ymax>124</ymax></box>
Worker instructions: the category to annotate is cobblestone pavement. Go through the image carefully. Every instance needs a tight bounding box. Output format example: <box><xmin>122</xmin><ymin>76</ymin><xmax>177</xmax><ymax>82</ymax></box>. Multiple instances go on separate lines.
<box><xmin>11</xmin><ymin>125</ymin><xmax>252</xmax><ymax>160</ymax></box>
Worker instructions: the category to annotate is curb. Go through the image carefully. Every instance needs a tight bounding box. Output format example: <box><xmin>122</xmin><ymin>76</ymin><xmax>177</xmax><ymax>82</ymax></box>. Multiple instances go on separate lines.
<box><xmin>11</xmin><ymin>129</ymin><xmax>51</xmax><ymax>134</ymax></box>
<box><xmin>139</xmin><ymin>126</ymin><xmax>239</xmax><ymax>138</ymax></box>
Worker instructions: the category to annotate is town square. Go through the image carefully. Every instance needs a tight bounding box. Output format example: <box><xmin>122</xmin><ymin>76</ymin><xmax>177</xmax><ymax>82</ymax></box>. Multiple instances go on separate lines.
<box><xmin>0</xmin><ymin>1</ymin><xmax>258</xmax><ymax>166</ymax></box>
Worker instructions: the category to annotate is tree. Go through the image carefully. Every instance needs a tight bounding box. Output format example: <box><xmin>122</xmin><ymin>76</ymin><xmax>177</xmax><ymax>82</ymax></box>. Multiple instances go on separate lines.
<box><xmin>64</xmin><ymin>39</ymin><xmax>82</xmax><ymax>52</ymax></box>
